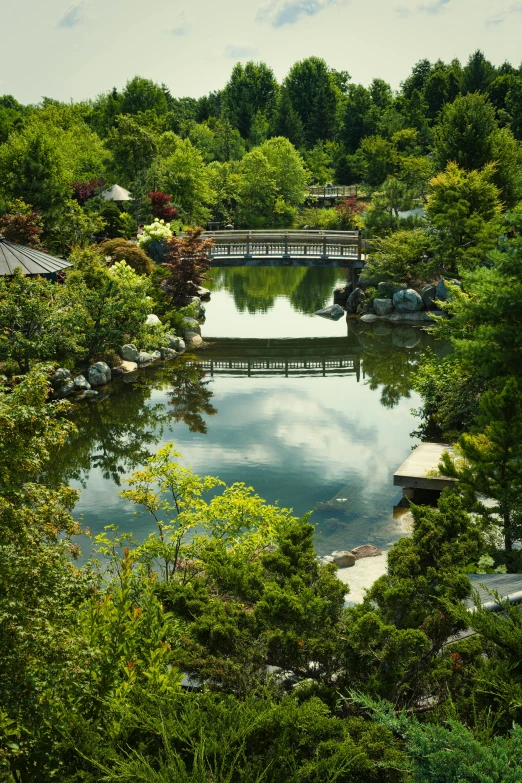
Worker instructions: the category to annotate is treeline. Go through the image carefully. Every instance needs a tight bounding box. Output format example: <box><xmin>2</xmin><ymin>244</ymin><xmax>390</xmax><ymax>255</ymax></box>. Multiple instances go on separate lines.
<box><xmin>1</xmin><ymin>50</ymin><xmax>521</xmax><ymax>244</ymax></box>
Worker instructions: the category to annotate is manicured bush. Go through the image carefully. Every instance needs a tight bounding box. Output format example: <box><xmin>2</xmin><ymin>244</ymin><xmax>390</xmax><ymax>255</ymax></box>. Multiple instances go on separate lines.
<box><xmin>100</xmin><ymin>238</ymin><xmax>153</xmax><ymax>275</ymax></box>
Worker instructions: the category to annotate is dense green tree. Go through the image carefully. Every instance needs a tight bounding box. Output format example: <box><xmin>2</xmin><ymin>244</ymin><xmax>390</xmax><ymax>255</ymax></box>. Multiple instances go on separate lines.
<box><xmin>120</xmin><ymin>76</ymin><xmax>170</xmax><ymax>117</ymax></box>
<box><xmin>222</xmin><ymin>61</ymin><xmax>279</xmax><ymax>139</ymax></box>
<box><xmin>160</xmin><ymin>137</ymin><xmax>216</xmax><ymax>224</ymax></box>
<box><xmin>106</xmin><ymin>114</ymin><xmax>158</xmax><ymax>186</ymax></box>
<box><xmin>339</xmin><ymin>84</ymin><xmax>379</xmax><ymax>154</ymax></box>
<box><xmin>426</xmin><ymin>162</ymin><xmax>502</xmax><ymax>272</ymax></box>
<box><xmin>272</xmin><ymin>86</ymin><xmax>305</xmax><ymax>148</ymax></box>
<box><xmin>364</xmin><ymin>228</ymin><xmax>433</xmax><ymax>282</ymax></box>
<box><xmin>461</xmin><ymin>49</ymin><xmax>496</xmax><ymax>95</ymax></box>
<box><xmin>0</xmin><ymin>94</ymin><xmax>27</xmax><ymax>143</ymax></box>
<box><xmin>258</xmin><ymin>136</ymin><xmax>309</xmax><ymax>206</ymax></box>
<box><xmin>433</xmin><ymin>92</ymin><xmax>497</xmax><ymax>171</ymax></box>
<box><xmin>423</xmin><ymin>59</ymin><xmax>462</xmax><ymax>121</ymax></box>
<box><xmin>283</xmin><ymin>57</ymin><xmax>339</xmax><ymax>147</ymax></box>
<box><xmin>357</xmin><ymin>136</ymin><xmax>399</xmax><ymax>186</ymax></box>
<box><xmin>440</xmin><ymin>378</ymin><xmax>522</xmax><ymax>550</ymax></box>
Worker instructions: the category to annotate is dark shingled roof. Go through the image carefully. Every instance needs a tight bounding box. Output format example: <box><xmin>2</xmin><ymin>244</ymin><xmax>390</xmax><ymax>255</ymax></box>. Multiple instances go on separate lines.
<box><xmin>0</xmin><ymin>236</ymin><xmax>72</xmax><ymax>276</ymax></box>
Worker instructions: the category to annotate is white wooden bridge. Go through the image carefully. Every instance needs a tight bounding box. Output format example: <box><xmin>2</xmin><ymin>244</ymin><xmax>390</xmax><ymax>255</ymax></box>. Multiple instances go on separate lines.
<box><xmin>202</xmin><ymin>230</ymin><xmax>367</xmax><ymax>268</ymax></box>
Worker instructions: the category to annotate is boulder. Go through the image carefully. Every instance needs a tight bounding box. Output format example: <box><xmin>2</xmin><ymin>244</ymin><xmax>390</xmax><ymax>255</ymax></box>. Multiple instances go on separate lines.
<box><xmin>119</xmin><ymin>360</ymin><xmax>138</xmax><ymax>374</ymax></box>
<box><xmin>393</xmin><ymin>288</ymin><xmax>424</xmax><ymax>312</ymax></box>
<box><xmin>73</xmin><ymin>375</ymin><xmax>90</xmax><ymax>391</ymax></box>
<box><xmin>360</xmin><ymin>313</ymin><xmax>379</xmax><ymax>323</ymax></box>
<box><xmin>378</xmin><ymin>281</ymin><xmax>406</xmax><ymax>295</ymax></box>
<box><xmin>87</xmin><ymin>362</ymin><xmax>111</xmax><ymax>387</ymax></box>
<box><xmin>50</xmin><ymin>368</ymin><xmax>71</xmax><ymax>390</ymax></box>
<box><xmin>54</xmin><ymin>379</ymin><xmax>75</xmax><ymax>398</ymax></box>
<box><xmin>317</xmin><ymin>555</ymin><xmax>335</xmax><ymax>566</ymax></box>
<box><xmin>75</xmin><ymin>390</ymin><xmax>98</xmax><ymax>401</ymax></box>
<box><xmin>145</xmin><ymin>314</ymin><xmax>161</xmax><ymax>326</ymax></box>
<box><xmin>181</xmin><ymin>317</ymin><xmax>201</xmax><ymax>335</ymax></box>
<box><xmin>314</xmin><ymin>304</ymin><xmax>345</xmax><ymax>320</ymax></box>
<box><xmin>166</xmin><ymin>335</ymin><xmax>186</xmax><ymax>352</ymax></box>
<box><xmin>333</xmin><ymin>283</ymin><xmax>352</xmax><ymax>306</ymax></box>
<box><xmin>160</xmin><ymin>347</ymin><xmax>178</xmax><ymax>360</ymax></box>
<box><xmin>351</xmin><ymin>545</ymin><xmax>383</xmax><ymax>560</ymax></box>
<box><xmin>152</xmin><ymin>350</ymin><xmax>162</xmax><ymax>361</ymax></box>
<box><xmin>421</xmin><ymin>283</ymin><xmax>437</xmax><ymax>310</ymax></box>
<box><xmin>436</xmin><ymin>278</ymin><xmax>462</xmax><ymax>301</ymax></box>
<box><xmin>373</xmin><ymin>298</ymin><xmax>393</xmax><ymax>316</ymax></box>
<box><xmin>331</xmin><ymin>550</ymin><xmax>356</xmax><ymax>568</ymax></box>
<box><xmin>197</xmin><ymin>285</ymin><xmax>211</xmax><ymax>299</ymax></box>
<box><xmin>121</xmin><ymin>344</ymin><xmax>139</xmax><ymax>362</ymax></box>
<box><xmin>136</xmin><ymin>351</ymin><xmax>154</xmax><ymax>364</ymax></box>
<box><xmin>185</xmin><ymin>331</ymin><xmax>204</xmax><ymax>350</ymax></box>
<box><xmin>346</xmin><ymin>287</ymin><xmax>365</xmax><ymax>314</ymax></box>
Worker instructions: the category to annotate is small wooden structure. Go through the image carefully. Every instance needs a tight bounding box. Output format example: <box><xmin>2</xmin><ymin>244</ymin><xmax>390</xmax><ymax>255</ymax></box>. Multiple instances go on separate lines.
<box><xmin>307</xmin><ymin>185</ymin><xmax>358</xmax><ymax>202</ymax></box>
<box><xmin>0</xmin><ymin>236</ymin><xmax>72</xmax><ymax>277</ymax></box>
<box><xmin>394</xmin><ymin>443</ymin><xmax>455</xmax><ymax>494</ymax></box>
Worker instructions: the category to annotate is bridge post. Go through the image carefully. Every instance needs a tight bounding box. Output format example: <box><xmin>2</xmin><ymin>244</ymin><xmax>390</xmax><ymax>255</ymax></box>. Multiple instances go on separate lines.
<box><xmin>357</xmin><ymin>230</ymin><xmax>362</xmax><ymax>261</ymax></box>
<box><xmin>246</xmin><ymin>231</ymin><xmax>253</xmax><ymax>259</ymax></box>
<box><xmin>283</xmin><ymin>232</ymin><xmax>290</xmax><ymax>261</ymax></box>
<box><xmin>321</xmin><ymin>236</ymin><xmax>327</xmax><ymax>260</ymax></box>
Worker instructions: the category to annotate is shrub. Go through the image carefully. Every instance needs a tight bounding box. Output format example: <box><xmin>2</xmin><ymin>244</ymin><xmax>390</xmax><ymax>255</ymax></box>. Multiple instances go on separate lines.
<box><xmin>0</xmin><ymin>199</ymin><xmax>44</xmax><ymax>248</ymax></box>
<box><xmin>100</xmin><ymin>238</ymin><xmax>153</xmax><ymax>275</ymax></box>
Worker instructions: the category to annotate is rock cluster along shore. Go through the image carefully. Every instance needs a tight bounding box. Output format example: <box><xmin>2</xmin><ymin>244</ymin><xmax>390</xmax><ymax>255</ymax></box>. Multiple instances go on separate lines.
<box><xmin>50</xmin><ymin>298</ymin><xmax>208</xmax><ymax>401</ymax></box>
<box><xmin>317</xmin><ymin>544</ymin><xmax>383</xmax><ymax>568</ymax></box>
<box><xmin>327</xmin><ymin>277</ymin><xmax>462</xmax><ymax>325</ymax></box>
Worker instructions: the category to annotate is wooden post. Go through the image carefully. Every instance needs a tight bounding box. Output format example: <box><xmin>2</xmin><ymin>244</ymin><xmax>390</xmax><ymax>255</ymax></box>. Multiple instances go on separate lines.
<box><xmin>246</xmin><ymin>232</ymin><xmax>252</xmax><ymax>258</ymax></box>
<box><xmin>357</xmin><ymin>230</ymin><xmax>362</xmax><ymax>261</ymax></box>
<box><xmin>322</xmin><ymin>236</ymin><xmax>327</xmax><ymax>260</ymax></box>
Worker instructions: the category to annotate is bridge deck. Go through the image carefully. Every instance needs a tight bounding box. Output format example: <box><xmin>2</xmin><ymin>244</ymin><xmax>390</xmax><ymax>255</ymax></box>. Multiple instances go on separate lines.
<box><xmin>394</xmin><ymin>443</ymin><xmax>455</xmax><ymax>491</ymax></box>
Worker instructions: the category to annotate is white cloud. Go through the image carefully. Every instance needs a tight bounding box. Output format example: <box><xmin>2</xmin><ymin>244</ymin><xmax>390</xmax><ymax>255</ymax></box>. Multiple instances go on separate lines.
<box><xmin>57</xmin><ymin>1</ymin><xmax>86</xmax><ymax>29</ymax></box>
<box><xmin>224</xmin><ymin>43</ymin><xmax>260</xmax><ymax>58</ymax></box>
<box><xmin>256</xmin><ymin>0</ymin><xmax>343</xmax><ymax>28</ymax></box>
<box><xmin>396</xmin><ymin>0</ymin><xmax>452</xmax><ymax>17</ymax></box>
<box><xmin>171</xmin><ymin>10</ymin><xmax>188</xmax><ymax>35</ymax></box>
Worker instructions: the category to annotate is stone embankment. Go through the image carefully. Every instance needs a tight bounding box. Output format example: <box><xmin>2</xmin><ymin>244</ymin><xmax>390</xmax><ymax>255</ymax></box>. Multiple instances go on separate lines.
<box><xmin>51</xmin><ymin>292</ymin><xmax>209</xmax><ymax>402</ymax></box>
<box><xmin>324</xmin><ymin>277</ymin><xmax>462</xmax><ymax>325</ymax></box>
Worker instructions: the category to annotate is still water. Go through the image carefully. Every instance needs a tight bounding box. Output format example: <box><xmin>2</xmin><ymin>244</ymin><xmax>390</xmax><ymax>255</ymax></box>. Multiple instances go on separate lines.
<box><xmin>55</xmin><ymin>267</ymin><xmax>447</xmax><ymax>556</ymax></box>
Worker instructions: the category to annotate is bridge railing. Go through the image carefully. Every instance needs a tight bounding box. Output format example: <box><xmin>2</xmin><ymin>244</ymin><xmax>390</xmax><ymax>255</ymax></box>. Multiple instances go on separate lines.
<box><xmin>190</xmin><ymin>357</ymin><xmax>359</xmax><ymax>378</ymax></box>
<box><xmin>202</xmin><ymin>230</ymin><xmax>364</xmax><ymax>260</ymax></box>
<box><xmin>307</xmin><ymin>186</ymin><xmax>358</xmax><ymax>198</ymax></box>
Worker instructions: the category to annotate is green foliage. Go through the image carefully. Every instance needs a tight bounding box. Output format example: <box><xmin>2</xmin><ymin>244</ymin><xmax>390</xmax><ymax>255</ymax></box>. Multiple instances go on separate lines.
<box><xmin>0</xmin><ymin>269</ymin><xmax>83</xmax><ymax>373</ymax></box>
<box><xmin>160</xmin><ymin>137</ymin><xmax>216</xmax><ymax>224</ymax></box>
<box><xmin>283</xmin><ymin>57</ymin><xmax>340</xmax><ymax>147</ymax></box>
<box><xmin>426</xmin><ymin>162</ymin><xmax>502</xmax><ymax>272</ymax></box>
<box><xmin>100</xmin><ymin>238</ymin><xmax>154</xmax><ymax>275</ymax></box>
<box><xmin>223</xmin><ymin>61</ymin><xmax>278</xmax><ymax>139</ymax></box>
<box><xmin>365</xmin><ymin>229</ymin><xmax>433</xmax><ymax>283</ymax></box>
<box><xmin>439</xmin><ymin>378</ymin><xmax>522</xmax><ymax>550</ymax></box>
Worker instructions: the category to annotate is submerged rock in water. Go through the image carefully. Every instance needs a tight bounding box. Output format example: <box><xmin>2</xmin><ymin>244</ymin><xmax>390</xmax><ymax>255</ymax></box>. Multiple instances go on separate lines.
<box><xmin>185</xmin><ymin>331</ymin><xmax>204</xmax><ymax>349</ymax></box>
<box><xmin>119</xmin><ymin>360</ymin><xmax>138</xmax><ymax>374</ymax></box>
<box><xmin>73</xmin><ymin>375</ymin><xmax>90</xmax><ymax>390</ymax></box>
<box><xmin>314</xmin><ymin>304</ymin><xmax>345</xmax><ymax>320</ymax></box>
<box><xmin>333</xmin><ymin>283</ymin><xmax>352</xmax><ymax>306</ymax></box>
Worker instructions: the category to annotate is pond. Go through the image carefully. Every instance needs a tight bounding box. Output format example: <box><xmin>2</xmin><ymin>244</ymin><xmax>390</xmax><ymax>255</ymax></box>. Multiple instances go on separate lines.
<box><xmin>51</xmin><ymin>267</ymin><xmax>448</xmax><ymax>556</ymax></box>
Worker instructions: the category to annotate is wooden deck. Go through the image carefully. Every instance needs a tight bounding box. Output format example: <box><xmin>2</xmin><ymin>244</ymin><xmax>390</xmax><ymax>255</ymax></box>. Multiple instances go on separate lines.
<box><xmin>394</xmin><ymin>443</ymin><xmax>455</xmax><ymax>491</ymax></box>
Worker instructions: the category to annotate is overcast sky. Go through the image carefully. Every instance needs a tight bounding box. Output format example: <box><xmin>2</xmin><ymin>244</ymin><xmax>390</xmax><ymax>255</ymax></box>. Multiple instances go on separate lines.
<box><xmin>2</xmin><ymin>0</ymin><xmax>522</xmax><ymax>104</ymax></box>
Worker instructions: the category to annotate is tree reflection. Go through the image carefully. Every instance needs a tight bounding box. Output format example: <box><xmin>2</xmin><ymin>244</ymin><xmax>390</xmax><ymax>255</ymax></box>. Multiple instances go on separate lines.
<box><xmin>208</xmin><ymin>266</ymin><xmax>344</xmax><ymax>315</ymax></box>
<box><xmin>164</xmin><ymin>359</ymin><xmax>217</xmax><ymax>434</ymax></box>
<box><xmin>352</xmin><ymin>322</ymin><xmax>447</xmax><ymax>409</ymax></box>
<box><xmin>45</xmin><ymin>359</ymin><xmax>217</xmax><ymax>487</ymax></box>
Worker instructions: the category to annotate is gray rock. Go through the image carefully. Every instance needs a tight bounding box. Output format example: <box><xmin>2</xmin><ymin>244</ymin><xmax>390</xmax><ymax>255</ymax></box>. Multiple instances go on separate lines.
<box><xmin>136</xmin><ymin>351</ymin><xmax>154</xmax><ymax>364</ymax></box>
<box><xmin>421</xmin><ymin>283</ymin><xmax>437</xmax><ymax>310</ymax></box>
<box><xmin>145</xmin><ymin>314</ymin><xmax>161</xmax><ymax>326</ymax></box>
<box><xmin>152</xmin><ymin>350</ymin><xmax>162</xmax><ymax>361</ymax></box>
<box><xmin>87</xmin><ymin>361</ymin><xmax>111</xmax><ymax>387</ymax></box>
<box><xmin>346</xmin><ymin>287</ymin><xmax>365</xmax><ymax>314</ymax></box>
<box><xmin>110</xmin><ymin>366</ymin><xmax>125</xmax><ymax>377</ymax></box>
<box><xmin>166</xmin><ymin>335</ymin><xmax>185</xmax><ymax>352</ymax></box>
<box><xmin>373</xmin><ymin>298</ymin><xmax>394</xmax><ymax>316</ymax></box>
<box><xmin>317</xmin><ymin>555</ymin><xmax>335</xmax><ymax>566</ymax></box>
<box><xmin>393</xmin><ymin>288</ymin><xmax>424</xmax><ymax>312</ymax></box>
<box><xmin>436</xmin><ymin>278</ymin><xmax>462</xmax><ymax>301</ymax></box>
<box><xmin>181</xmin><ymin>317</ymin><xmax>201</xmax><ymax>335</ymax></box>
<box><xmin>50</xmin><ymin>368</ymin><xmax>71</xmax><ymax>389</ymax></box>
<box><xmin>333</xmin><ymin>283</ymin><xmax>352</xmax><ymax>306</ymax></box>
<box><xmin>331</xmin><ymin>550</ymin><xmax>356</xmax><ymax>568</ymax></box>
<box><xmin>392</xmin><ymin>327</ymin><xmax>421</xmax><ymax>349</ymax></box>
<box><xmin>314</xmin><ymin>304</ymin><xmax>345</xmax><ymax>320</ymax></box>
<box><xmin>184</xmin><ymin>331</ymin><xmax>203</xmax><ymax>350</ymax></box>
<box><xmin>73</xmin><ymin>375</ymin><xmax>90</xmax><ymax>391</ymax></box>
<box><xmin>119</xmin><ymin>360</ymin><xmax>138</xmax><ymax>373</ymax></box>
<box><xmin>387</xmin><ymin>311</ymin><xmax>438</xmax><ymax>323</ymax></box>
<box><xmin>352</xmin><ymin>545</ymin><xmax>383</xmax><ymax>559</ymax></box>
<box><xmin>378</xmin><ymin>281</ymin><xmax>406</xmax><ymax>295</ymax></box>
<box><xmin>54</xmin><ymin>379</ymin><xmax>75</xmax><ymax>398</ymax></box>
<box><xmin>121</xmin><ymin>344</ymin><xmax>139</xmax><ymax>362</ymax></box>
<box><xmin>160</xmin><ymin>347</ymin><xmax>178</xmax><ymax>360</ymax></box>
<box><xmin>197</xmin><ymin>285</ymin><xmax>211</xmax><ymax>299</ymax></box>
<box><xmin>360</xmin><ymin>313</ymin><xmax>379</xmax><ymax>323</ymax></box>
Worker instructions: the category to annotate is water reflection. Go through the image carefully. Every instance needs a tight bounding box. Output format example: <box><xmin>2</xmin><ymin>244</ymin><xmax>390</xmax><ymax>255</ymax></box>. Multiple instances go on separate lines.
<box><xmin>208</xmin><ymin>266</ymin><xmax>341</xmax><ymax>315</ymax></box>
<box><xmin>50</xmin><ymin>267</ymin><xmax>449</xmax><ymax>556</ymax></box>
